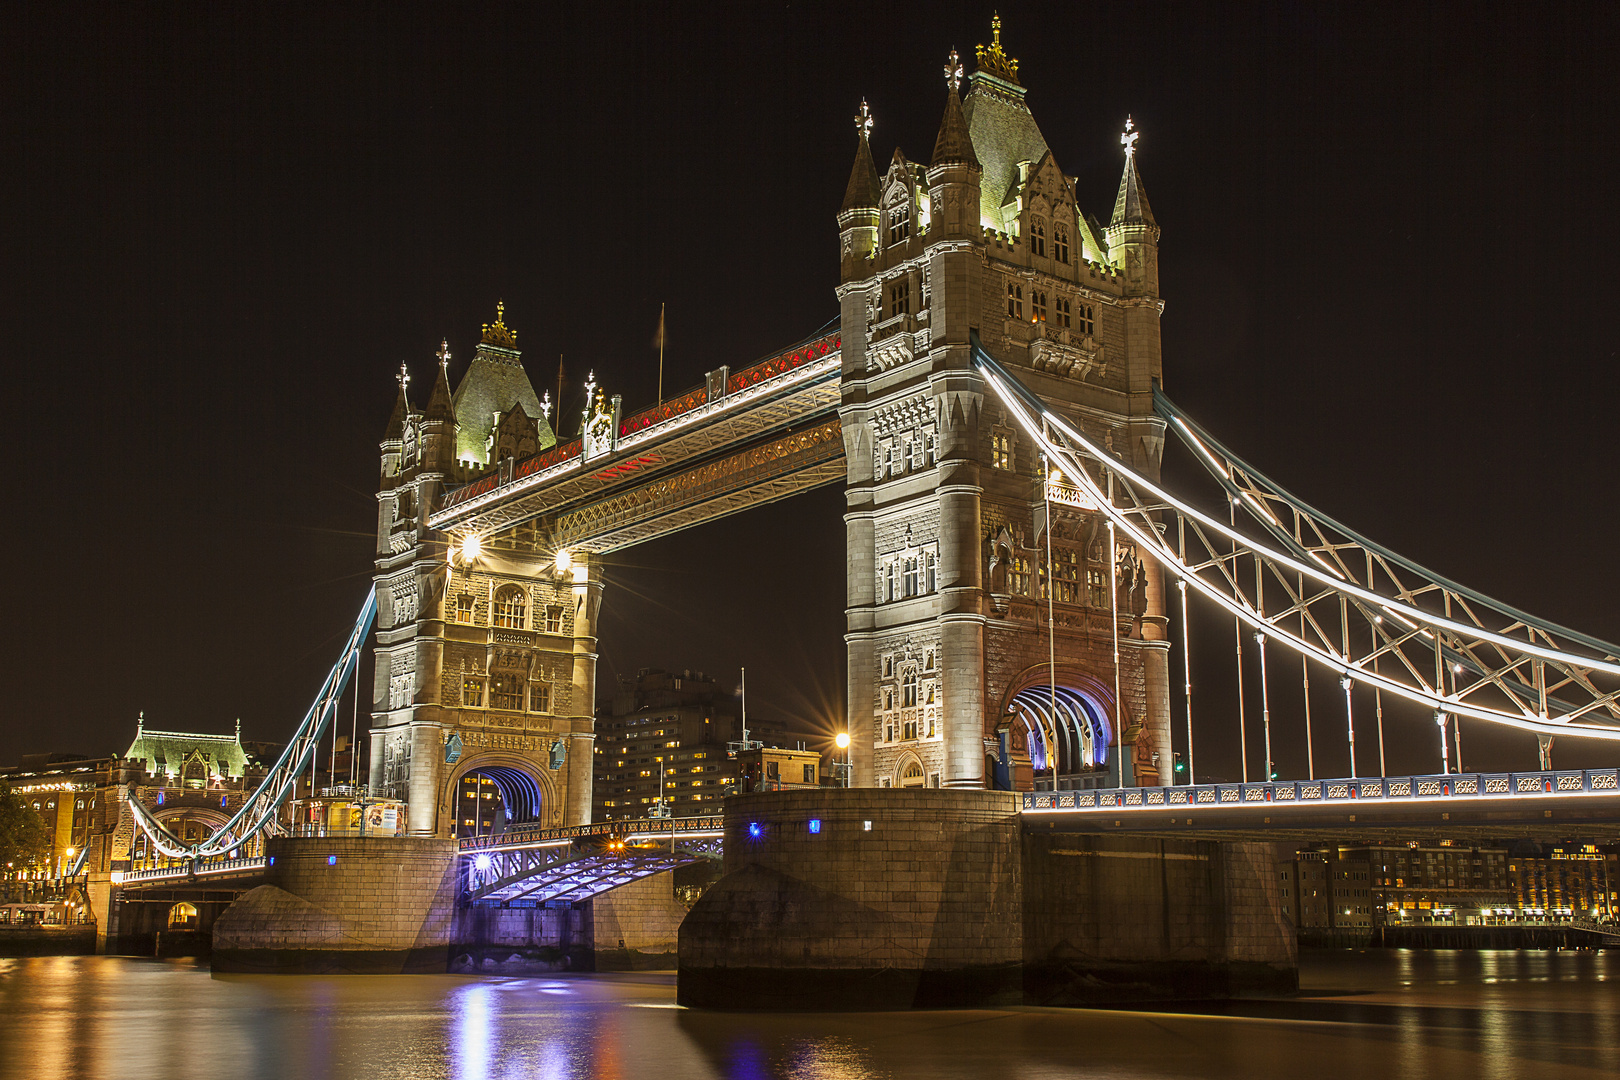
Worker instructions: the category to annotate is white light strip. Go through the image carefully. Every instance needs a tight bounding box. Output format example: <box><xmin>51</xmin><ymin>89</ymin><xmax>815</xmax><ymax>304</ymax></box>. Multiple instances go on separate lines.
<box><xmin>1003</xmin><ymin>370</ymin><xmax>1620</xmax><ymax>679</ymax></box>
<box><xmin>979</xmin><ymin>367</ymin><xmax>1620</xmax><ymax>739</ymax></box>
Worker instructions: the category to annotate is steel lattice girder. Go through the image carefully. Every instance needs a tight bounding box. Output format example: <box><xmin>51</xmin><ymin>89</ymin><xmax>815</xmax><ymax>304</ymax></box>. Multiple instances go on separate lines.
<box><xmin>555</xmin><ymin>420</ymin><xmax>846</xmax><ymax>553</ymax></box>
<box><xmin>973</xmin><ymin>337</ymin><xmax>1620</xmax><ymax>743</ymax></box>
<box><xmin>467</xmin><ymin>843</ymin><xmax>710</xmax><ymax>904</ymax></box>
<box><xmin>430</xmin><ymin>355</ymin><xmax>841</xmax><ymax>535</ymax></box>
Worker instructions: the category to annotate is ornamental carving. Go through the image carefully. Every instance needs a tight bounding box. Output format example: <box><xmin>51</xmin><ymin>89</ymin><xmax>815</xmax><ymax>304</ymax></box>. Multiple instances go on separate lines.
<box><xmin>1028</xmin><ymin>335</ymin><xmax>1106</xmax><ymax>381</ymax></box>
<box><xmin>867</xmin><ymin>333</ymin><xmax>914</xmax><ymax>372</ymax></box>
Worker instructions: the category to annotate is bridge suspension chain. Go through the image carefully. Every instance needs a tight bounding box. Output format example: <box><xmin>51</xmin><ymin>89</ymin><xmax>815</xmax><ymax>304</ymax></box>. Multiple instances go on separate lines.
<box><xmin>973</xmin><ymin>338</ymin><xmax>1620</xmax><ymax>749</ymax></box>
<box><xmin>125</xmin><ymin>586</ymin><xmax>378</xmax><ymax>859</ymax></box>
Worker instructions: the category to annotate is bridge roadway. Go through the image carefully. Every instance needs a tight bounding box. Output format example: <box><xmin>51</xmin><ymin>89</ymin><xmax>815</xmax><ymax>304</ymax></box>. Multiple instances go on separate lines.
<box><xmin>1023</xmin><ymin>768</ymin><xmax>1620</xmax><ymax>843</ymax></box>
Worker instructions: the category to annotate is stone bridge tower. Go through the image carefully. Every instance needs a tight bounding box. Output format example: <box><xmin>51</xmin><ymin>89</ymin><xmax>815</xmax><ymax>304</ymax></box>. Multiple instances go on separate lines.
<box><xmin>373</xmin><ymin>307</ymin><xmax>600</xmax><ymax>837</ymax></box>
<box><xmin>838</xmin><ymin>20</ymin><xmax>1171</xmax><ymax>792</ymax></box>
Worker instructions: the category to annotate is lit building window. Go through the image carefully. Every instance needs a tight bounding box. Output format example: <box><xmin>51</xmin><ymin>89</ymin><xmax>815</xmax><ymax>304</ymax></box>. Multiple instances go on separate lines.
<box><xmin>992</xmin><ymin>432</ymin><xmax>1013</xmax><ymax>471</ymax></box>
<box><xmin>1006</xmin><ymin>282</ymin><xmax>1023</xmax><ymax>319</ymax></box>
<box><xmin>455</xmin><ymin>594</ymin><xmax>475</xmax><ymax>624</ymax></box>
<box><xmin>491</xmin><ymin>673</ymin><xmax>523</xmax><ymax>712</ymax></box>
<box><xmin>888</xmin><ymin>203</ymin><xmax>911</xmax><ymax>246</ymax></box>
<box><xmin>543</xmin><ymin>605</ymin><xmax>564</xmax><ymax>634</ymax></box>
<box><xmin>461</xmin><ymin>677</ymin><xmax>485</xmax><ymax>708</ymax></box>
<box><xmin>1031</xmin><ymin>290</ymin><xmax>1047</xmax><ymax>322</ymax></box>
<box><xmin>492</xmin><ymin>585</ymin><xmax>526</xmax><ymax>629</ymax></box>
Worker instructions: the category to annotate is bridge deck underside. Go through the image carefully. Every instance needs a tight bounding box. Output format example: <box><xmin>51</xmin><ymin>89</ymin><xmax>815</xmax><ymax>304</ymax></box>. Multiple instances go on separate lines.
<box><xmin>471</xmin><ymin>847</ymin><xmax>702</xmax><ymax>904</ymax></box>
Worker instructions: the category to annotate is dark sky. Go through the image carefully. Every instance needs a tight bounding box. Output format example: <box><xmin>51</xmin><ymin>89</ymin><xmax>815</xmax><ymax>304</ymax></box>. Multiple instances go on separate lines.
<box><xmin>6</xmin><ymin>2</ymin><xmax>1619</xmax><ymax>780</ymax></box>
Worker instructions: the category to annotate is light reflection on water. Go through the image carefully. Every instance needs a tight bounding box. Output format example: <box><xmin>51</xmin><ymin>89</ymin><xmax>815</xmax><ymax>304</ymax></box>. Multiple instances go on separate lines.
<box><xmin>0</xmin><ymin>951</ymin><xmax>1616</xmax><ymax>1080</ymax></box>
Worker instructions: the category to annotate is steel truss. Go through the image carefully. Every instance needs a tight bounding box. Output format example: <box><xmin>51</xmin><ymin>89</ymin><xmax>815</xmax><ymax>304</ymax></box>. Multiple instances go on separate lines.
<box><xmin>974</xmin><ymin>337</ymin><xmax>1620</xmax><ymax>747</ymax></box>
<box><xmin>464</xmin><ymin>817</ymin><xmax>723</xmax><ymax>904</ymax></box>
<box><xmin>126</xmin><ymin>587</ymin><xmax>378</xmax><ymax>859</ymax></box>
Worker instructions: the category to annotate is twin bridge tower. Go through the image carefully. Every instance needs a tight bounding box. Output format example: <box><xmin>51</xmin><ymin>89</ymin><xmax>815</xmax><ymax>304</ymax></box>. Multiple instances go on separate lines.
<box><xmin>372</xmin><ymin>24</ymin><xmax>1172</xmax><ymax>838</ymax></box>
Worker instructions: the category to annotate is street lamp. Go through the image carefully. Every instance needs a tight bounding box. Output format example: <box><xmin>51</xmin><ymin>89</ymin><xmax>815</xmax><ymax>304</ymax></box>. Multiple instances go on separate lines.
<box><xmin>834</xmin><ymin>732</ymin><xmax>851</xmax><ymax>787</ymax></box>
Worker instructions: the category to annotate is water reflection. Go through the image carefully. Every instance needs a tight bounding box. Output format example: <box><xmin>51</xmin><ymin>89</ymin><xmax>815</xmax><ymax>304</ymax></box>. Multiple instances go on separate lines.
<box><xmin>0</xmin><ymin>952</ymin><xmax>1615</xmax><ymax>1080</ymax></box>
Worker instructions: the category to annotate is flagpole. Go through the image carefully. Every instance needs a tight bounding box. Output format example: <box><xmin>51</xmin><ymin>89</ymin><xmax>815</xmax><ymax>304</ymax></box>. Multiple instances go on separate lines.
<box><xmin>657</xmin><ymin>302</ymin><xmax>666</xmax><ymax>405</ymax></box>
<box><xmin>556</xmin><ymin>356</ymin><xmax>564</xmax><ymax>435</ymax></box>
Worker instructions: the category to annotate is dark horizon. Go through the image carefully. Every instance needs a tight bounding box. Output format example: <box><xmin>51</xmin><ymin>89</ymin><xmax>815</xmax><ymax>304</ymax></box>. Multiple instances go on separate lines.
<box><xmin>6</xmin><ymin>2</ymin><xmax>1619</xmax><ymax>781</ymax></box>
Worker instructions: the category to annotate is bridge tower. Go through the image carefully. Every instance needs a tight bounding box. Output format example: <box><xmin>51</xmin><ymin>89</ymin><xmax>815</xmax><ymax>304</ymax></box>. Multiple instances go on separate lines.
<box><xmin>373</xmin><ymin>307</ymin><xmax>601</xmax><ymax>836</ymax></box>
<box><xmin>838</xmin><ymin>20</ymin><xmax>1171</xmax><ymax>791</ymax></box>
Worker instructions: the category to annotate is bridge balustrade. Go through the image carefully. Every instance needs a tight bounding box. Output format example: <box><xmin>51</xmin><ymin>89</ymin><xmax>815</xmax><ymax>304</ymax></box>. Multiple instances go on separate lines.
<box><xmin>1022</xmin><ymin>769</ymin><xmax>1620</xmax><ymax>814</ymax></box>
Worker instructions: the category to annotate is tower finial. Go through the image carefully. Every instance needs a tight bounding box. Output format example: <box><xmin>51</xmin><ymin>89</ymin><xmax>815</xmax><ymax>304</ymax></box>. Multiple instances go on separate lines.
<box><xmin>944</xmin><ymin>49</ymin><xmax>963</xmax><ymax>94</ymax></box>
<box><xmin>397</xmin><ymin>361</ymin><xmax>411</xmax><ymax>394</ymax></box>
<box><xmin>1121</xmin><ymin>115</ymin><xmax>1139</xmax><ymax>158</ymax></box>
<box><xmin>974</xmin><ymin>13</ymin><xmax>1020</xmax><ymax>85</ymax></box>
<box><xmin>437</xmin><ymin>339</ymin><xmax>452</xmax><ymax>372</ymax></box>
<box><xmin>480</xmin><ymin>302</ymin><xmax>517</xmax><ymax>347</ymax></box>
<box><xmin>854</xmin><ymin>99</ymin><xmax>872</xmax><ymax>141</ymax></box>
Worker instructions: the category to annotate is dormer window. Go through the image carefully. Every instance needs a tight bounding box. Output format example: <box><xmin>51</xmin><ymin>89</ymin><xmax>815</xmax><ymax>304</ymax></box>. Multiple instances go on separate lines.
<box><xmin>1054</xmin><ymin>226</ymin><xmax>1070</xmax><ymax>264</ymax></box>
<box><xmin>1030</xmin><ymin>220</ymin><xmax>1046</xmax><ymax>257</ymax></box>
<box><xmin>888</xmin><ymin>204</ymin><xmax>911</xmax><ymax>246</ymax></box>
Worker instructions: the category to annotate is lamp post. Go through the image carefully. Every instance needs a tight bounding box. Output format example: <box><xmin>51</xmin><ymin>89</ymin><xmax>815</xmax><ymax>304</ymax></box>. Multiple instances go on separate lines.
<box><xmin>834</xmin><ymin>732</ymin><xmax>851</xmax><ymax>788</ymax></box>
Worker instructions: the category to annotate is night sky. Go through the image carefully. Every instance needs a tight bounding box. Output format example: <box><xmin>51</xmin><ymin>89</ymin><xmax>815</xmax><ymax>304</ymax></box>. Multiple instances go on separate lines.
<box><xmin>7</xmin><ymin>2</ymin><xmax>1619</xmax><ymax>781</ymax></box>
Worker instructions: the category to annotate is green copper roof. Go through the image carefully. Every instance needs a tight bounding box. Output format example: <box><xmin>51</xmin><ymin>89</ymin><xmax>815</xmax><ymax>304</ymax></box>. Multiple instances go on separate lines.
<box><xmin>452</xmin><ymin>343</ymin><xmax>556</xmax><ymax>466</ymax></box>
<box><xmin>125</xmin><ymin>724</ymin><xmax>248</xmax><ymax>780</ymax></box>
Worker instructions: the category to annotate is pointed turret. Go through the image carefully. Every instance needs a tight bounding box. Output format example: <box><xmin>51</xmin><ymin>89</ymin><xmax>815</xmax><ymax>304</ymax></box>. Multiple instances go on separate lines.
<box><xmin>423</xmin><ymin>341</ymin><xmax>456</xmax><ymax>422</ymax></box>
<box><xmin>838</xmin><ymin>100</ymin><xmax>883</xmax><ymax>285</ymax></box>
<box><xmin>1109</xmin><ymin>117</ymin><xmax>1157</xmax><ymax>230</ymax></box>
<box><xmin>926</xmin><ymin>49</ymin><xmax>982</xmax><ymax>244</ymax></box>
<box><xmin>450</xmin><ymin>302</ymin><xmax>555</xmax><ymax>465</ymax></box>
<box><xmin>840</xmin><ymin>103</ymin><xmax>882</xmax><ymax>213</ymax></box>
<box><xmin>930</xmin><ymin>76</ymin><xmax>978</xmax><ymax>169</ymax></box>
<box><xmin>383</xmin><ymin>362</ymin><xmax>412</xmax><ymax>440</ymax></box>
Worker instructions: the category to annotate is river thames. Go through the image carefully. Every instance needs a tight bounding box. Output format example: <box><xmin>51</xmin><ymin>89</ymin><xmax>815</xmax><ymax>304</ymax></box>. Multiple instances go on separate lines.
<box><xmin>1</xmin><ymin>950</ymin><xmax>1615</xmax><ymax>1079</ymax></box>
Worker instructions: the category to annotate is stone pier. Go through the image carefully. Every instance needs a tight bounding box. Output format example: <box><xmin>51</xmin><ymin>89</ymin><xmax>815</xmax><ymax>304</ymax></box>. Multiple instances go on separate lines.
<box><xmin>678</xmin><ymin>789</ymin><xmax>1295</xmax><ymax>1009</ymax></box>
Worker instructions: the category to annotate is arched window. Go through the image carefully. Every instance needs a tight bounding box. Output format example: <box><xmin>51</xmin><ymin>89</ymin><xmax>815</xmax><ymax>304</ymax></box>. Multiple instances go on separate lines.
<box><xmin>901</xmin><ymin>761</ymin><xmax>926</xmax><ymax>787</ymax></box>
<box><xmin>492</xmin><ymin>585</ymin><xmax>526</xmax><ymax>629</ymax></box>
<box><xmin>902</xmin><ymin>669</ymin><xmax>918</xmax><ymax>708</ymax></box>
<box><xmin>1031</xmin><ymin>290</ymin><xmax>1047</xmax><ymax>322</ymax></box>
<box><xmin>1030</xmin><ymin>219</ymin><xmax>1046</xmax><ymax>257</ymax></box>
<box><xmin>903</xmin><ymin>557</ymin><xmax>919</xmax><ymax>597</ymax></box>
<box><xmin>1054</xmin><ymin>226</ymin><xmax>1070</xmax><ymax>264</ymax></box>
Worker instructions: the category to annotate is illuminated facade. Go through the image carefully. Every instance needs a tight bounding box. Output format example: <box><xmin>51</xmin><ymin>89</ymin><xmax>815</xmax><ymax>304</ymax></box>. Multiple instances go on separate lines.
<box><xmin>837</xmin><ymin>19</ymin><xmax>1170</xmax><ymax>790</ymax></box>
<box><xmin>373</xmin><ymin>305</ymin><xmax>598</xmax><ymax>838</ymax></box>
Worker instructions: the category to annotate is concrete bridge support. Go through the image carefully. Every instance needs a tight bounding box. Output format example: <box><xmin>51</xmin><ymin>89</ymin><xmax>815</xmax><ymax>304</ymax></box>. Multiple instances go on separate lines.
<box><xmin>678</xmin><ymin>790</ymin><xmax>1295</xmax><ymax>1009</ymax></box>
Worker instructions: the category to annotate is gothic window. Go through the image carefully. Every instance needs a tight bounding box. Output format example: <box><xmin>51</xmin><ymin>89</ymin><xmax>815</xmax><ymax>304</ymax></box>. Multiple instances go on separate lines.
<box><xmin>529</xmin><ymin>683</ymin><xmax>550</xmax><ymax>713</ymax></box>
<box><xmin>885</xmin><ymin>561</ymin><xmax>897</xmax><ymax>603</ymax></box>
<box><xmin>924</xmin><ymin>430</ymin><xmax>937</xmax><ymax>464</ymax></box>
<box><xmin>492</xmin><ymin>585</ymin><xmax>526</xmax><ymax>629</ymax></box>
<box><xmin>1078</xmin><ymin>302</ymin><xmax>1096</xmax><ymax>336</ymax></box>
<box><xmin>455</xmin><ymin>594</ymin><xmax>475</xmax><ymax>624</ymax></box>
<box><xmin>888</xmin><ymin>204</ymin><xmax>911</xmax><ymax>246</ymax></box>
<box><xmin>883</xmin><ymin>655</ymin><xmax>894</xmax><ymax>678</ymax></box>
<box><xmin>883</xmin><ymin>688</ymin><xmax>893</xmax><ymax>711</ymax></box>
<box><xmin>1088</xmin><ymin>567</ymin><xmax>1108</xmax><ymax>607</ymax></box>
<box><xmin>1009</xmin><ymin>555</ymin><xmax>1031</xmax><ymax>596</ymax></box>
<box><xmin>903</xmin><ymin>717</ymin><xmax>918</xmax><ymax>741</ymax></box>
<box><xmin>1055</xmin><ymin>296</ymin><xmax>1072</xmax><ymax>328</ymax></box>
<box><xmin>903</xmin><ymin>557</ymin><xmax>919</xmax><ymax>598</ymax></box>
<box><xmin>992</xmin><ymin>431</ymin><xmax>1014</xmax><ymax>471</ymax></box>
<box><xmin>925</xmin><ymin>649</ymin><xmax>935</xmax><ymax>671</ymax></box>
<box><xmin>1054</xmin><ymin>226</ymin><xmax>1070</xmax><ymax>264</ymax></box>
<box><xmin>543</xmin><ymin>605</ymin><xmax>564</xmax><ymax>634</ymax></box>
<box><xmin>1030</xmin><ymin>219</ymin><xmax>1046</xmax><ymax>257</ymax></box>
<box><xmin>461</xmin><ymin>676</ymin><xmax>485</xmax><ymax>708</ymax></box>
<box><xmin>491</xmin><ymin>672</ymin><xmax>523</xmax><ymax>712</ymax></box>
<box><xmin>903</xmin><ymin>669</ymin><xmax>918</xmax><ymax>708</ymax></box>
<box><xmin>1039</xmin><ymin>547</ymin><xmax>1082</xmax><ymax>603</ymax></box>
<box><xmin>1006</xmin><ymin>283</ymin><xmax>1023</xmax><ymax>319</ymax></box>
<box><xmin>887</xmin><ymin>279</ymin><xmax>911</xmax><ymax>318</ymax></box>
<box><xmin>1031</xmin><ymin>291</ymin><xmax>1047</xmax><ymax>322</ymax></box>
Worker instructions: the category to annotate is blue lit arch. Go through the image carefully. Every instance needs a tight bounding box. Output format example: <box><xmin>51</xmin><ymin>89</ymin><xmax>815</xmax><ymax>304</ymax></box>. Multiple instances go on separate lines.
<box><xmin>1009</xmin><ymin>683</ymin><xmax>1112</xmax><ymax>788</ymax></box>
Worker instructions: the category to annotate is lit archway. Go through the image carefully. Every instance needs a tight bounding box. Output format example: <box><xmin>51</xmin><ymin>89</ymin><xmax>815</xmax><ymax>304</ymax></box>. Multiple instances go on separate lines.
<box><xmin>167</xmin><ymin>902</ymin><xmax>198</xmax><ymax>929</ymax></box>
<box><xmin>443</xmin><ymin>754</ymin><xmax>555</xmax><ymax>840</ymax></box>
<box><xmin>1006</xmin><ymin>678</ymin><xmax>1114</xmax><ymax>791</ymax></box>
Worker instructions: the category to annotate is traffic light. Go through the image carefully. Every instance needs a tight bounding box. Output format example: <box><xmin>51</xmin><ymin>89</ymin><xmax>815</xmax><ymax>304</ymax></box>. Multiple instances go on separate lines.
<box><xmin>1173</xmin><ymin>752</ymin><xmax>1186</xmax><ymax>776</ymax></box>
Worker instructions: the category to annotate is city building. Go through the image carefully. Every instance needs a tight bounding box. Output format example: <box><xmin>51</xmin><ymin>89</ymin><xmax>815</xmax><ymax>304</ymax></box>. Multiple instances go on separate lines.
<box><xmin>733</xmin><ymin>747</ymin><xmax>823</xmax><ymax>792</ymax></box>
<box><xmin>592</xmin><ymin>668</ymin><xmax>821</xmax><ymax>820</ymax></box>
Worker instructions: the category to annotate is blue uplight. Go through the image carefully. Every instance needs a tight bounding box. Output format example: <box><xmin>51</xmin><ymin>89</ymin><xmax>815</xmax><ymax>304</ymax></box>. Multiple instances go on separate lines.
<box><xmin>807</xmin><ymin>819</ymin><xmax>822</xmax><ymax>834</ymax></box>
<box><xmin>747</xmin><ymin>822</ymin><xmax>763</xmax><ymax>839</ymax></box>
<box><xmin>328</xmin><ymin>855</ymin><xmax>338</xmax><ymax>866</ymax></box>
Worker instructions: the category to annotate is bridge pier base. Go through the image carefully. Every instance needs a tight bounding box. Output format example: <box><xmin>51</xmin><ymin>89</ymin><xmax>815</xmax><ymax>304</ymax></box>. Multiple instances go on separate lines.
<box><xmin>678</xmin><ymin>790</ymin><xmax>1296</xmax><ymax>1010</ymax></box>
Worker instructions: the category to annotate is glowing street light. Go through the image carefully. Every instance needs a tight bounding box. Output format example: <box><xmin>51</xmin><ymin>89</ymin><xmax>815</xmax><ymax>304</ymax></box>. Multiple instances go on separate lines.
<box><xmin>835</xmin><ymin>732</ymin><xmax>850</xmax><ymax>750</ymax></box>
<box><xmin>554</xmin><ymin>548</ymin><xmax>573</xmax><ymax>575</ymax></box>
<box><xmin>459</xmin><ymin>534</ymin><xmax>483</xmax><ymax>563</ymax></box>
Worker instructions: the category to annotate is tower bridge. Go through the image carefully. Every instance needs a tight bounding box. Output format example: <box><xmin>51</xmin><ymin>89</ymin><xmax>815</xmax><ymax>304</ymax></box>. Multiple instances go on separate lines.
<box><xmin>82</xmin><ymin>17</ymin><xmax>1620</xmax><ymax>997</ymax></box>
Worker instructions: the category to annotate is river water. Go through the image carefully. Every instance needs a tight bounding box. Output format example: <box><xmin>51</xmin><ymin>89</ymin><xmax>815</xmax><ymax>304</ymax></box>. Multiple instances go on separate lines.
<box><xmin>1</xmin><ymin>950</ymin><xmax>1615</xmax><ymax>1080</ymax></box>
